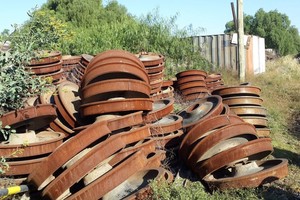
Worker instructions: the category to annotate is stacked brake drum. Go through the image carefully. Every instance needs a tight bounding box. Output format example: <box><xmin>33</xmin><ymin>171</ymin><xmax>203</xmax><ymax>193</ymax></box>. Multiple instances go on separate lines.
<box><xmin>175</xmin><ymin>70</ymin><xmax>210</xmax><ymax>101</ymax></box>
<box><xmin>212</xmin><ymin>85</ymin><xmax>270</xmax><ymax>137</ymax></box>
<box><xmin>26</xmin><ymin>50</ymin><xmax>65</xmax><ymax>84</ymax></box>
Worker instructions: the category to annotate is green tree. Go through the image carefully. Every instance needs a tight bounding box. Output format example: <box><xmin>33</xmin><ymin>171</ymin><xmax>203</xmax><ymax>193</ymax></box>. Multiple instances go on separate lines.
<box><xmin>224</xmin><ymin>9</ymin><xmax>300</xmax><ymax>56</ymax></box>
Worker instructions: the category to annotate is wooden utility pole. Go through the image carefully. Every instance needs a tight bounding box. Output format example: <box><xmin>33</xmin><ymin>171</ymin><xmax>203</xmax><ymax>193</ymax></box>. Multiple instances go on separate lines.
<box><xmin>237</xmin><ymin>0</ymin><xmax>245</xmax><ymax>82</ymax></box>
<box><xmin>231</xmin><ymin>2</ymin><xmax>238</xmax><ymax>31</ymax></box>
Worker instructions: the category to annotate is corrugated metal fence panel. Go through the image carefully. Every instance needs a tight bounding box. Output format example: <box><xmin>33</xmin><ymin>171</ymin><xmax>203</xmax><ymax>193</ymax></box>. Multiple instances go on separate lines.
<box><xmin>193</xmin><ymin>34</ymin><xmax>238</xmax><ymax>72</ymax></box>
<box><xmin>193</xmin><ymin>34</ymin><xmax>265</xmax><ymax>75</ymax></box>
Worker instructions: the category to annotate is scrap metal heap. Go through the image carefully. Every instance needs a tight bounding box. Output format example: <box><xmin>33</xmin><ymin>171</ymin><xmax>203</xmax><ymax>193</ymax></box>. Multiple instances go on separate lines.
<box><xmin>0</xmin><ymin>49</ymin><xmax>288</xmax><ymax>199</ymax></box>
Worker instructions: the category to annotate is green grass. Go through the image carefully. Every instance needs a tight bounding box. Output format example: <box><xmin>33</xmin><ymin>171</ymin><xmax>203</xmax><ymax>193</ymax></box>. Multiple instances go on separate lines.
<box><xmin>150</xmin><ymin>56</ymin><xmax>300</xmax><ymax>199</ymax></box>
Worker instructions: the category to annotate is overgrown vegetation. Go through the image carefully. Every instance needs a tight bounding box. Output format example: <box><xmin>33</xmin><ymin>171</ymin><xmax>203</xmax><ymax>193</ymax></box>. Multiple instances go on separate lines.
<box><xmin>39</xmin><ymin>0</ymin><xmax>210</xmax><ymax>73</ymax></box>
<box><xmin>225</xmin><ymin>9</ymin><xmax>300</xmax><ymax>56</ymax></box>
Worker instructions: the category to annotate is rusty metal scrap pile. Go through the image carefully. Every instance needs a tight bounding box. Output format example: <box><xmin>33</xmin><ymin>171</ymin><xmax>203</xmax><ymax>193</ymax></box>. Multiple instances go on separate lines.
<box><xmin>0</xmin><ymin>49</ymin><xmax>288</xmax><ymax>199</ymax></box>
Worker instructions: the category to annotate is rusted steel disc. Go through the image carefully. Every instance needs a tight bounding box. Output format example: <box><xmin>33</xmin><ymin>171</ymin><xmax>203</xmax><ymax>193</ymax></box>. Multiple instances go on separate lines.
<box><xmin>161</xmin><ymin>86</ymin><xmax>174</xmax><ymax>98</ymax></box>
<box><xmin>222</xmin><ymin>96</ymin><xmax>263</xmax><ymax>106</ymax></box>
<box><xmin>102</xmin><ymin>167</ymin><xmax>167</xmax><ymax>200</ymax></box>
<box><xmin>29</xmin><ymin>51</ymin><xmax>62</xmax><ymax>66</ymax></box>
<box><xmin>73</xmin><ymin>111</ymin><xmax>143</xmax><ymax>132</ymax></box>
<box><xmin>28</xmin><ymin>120</ymin><xmax>111</xmax><ymax>190</ymax></box>
<box><xmin>70</xmin><ymin>72</ymin><xmax>81</xmax><ymax>85</ymax></box>
<box><xmin>38</xmin><ymin>68</ymin><xmax>64</xmax><ymax>82</ymax></box>
<box><xmin>178</xmin><ymin>81</ymin><xmax>206</xmax><ymax>90</ymax></box>
<box><xmin>187</xmin><ymin>122</ymin><xmax>258</xmax><ymax>167</ymax></box>
<box><xmin>80</xmin><ymin>98</ymin><xmax>153</xmax><ymax>117</ymax></box>
<box><xmin>162</xmin><ymin>80</ymin><xmax>173</xmax><ymax>87</ymax></box>
<box><xmin>0</xmin><ymin>104</ymin><xmax>57</xmax><ymax>132</ymax></box>
<box><xmin>42</xmin><ymin>126</ymin><xmax>151</xmax><ymax>199</ymax></box>
<box><xmin>77</xmin><ymin>62</ymin><xmax>87</xmax><ymax>74</ymax></box>
<box><xmin>148</xmin><ymin>70</ymin><xmax>164</xmax><ymax>82</ymax></box>
<box><xmin>5</xmin><ymin>157</ymin><xmax>46</xmax><ymax>176</ymax></box>
<box><xmin>150</xmin><ymin>114</ymin><xmax>183</xmax><ymax>135</ymax></box>
<box><xmin>241</xmin><ymin>116</ymin><xmax>268</xmax><ymax>127</ymax></box>
<box><xmin>0</xmin><ymin>131</ymin><xmax>65</xmax><ymax>158</ymax></box>
<box><xmin>39</xmin><ymin>87</ymin><xmax>74</xmax><ymax>134</ymax></box>
<box><xmin>62</xmin><ymin>149</ymin><xmax>156</xmax><ymax>200</ymax></box>
<box><xmin>109</xmin><ymin>139</ymin><xmax>155</xmax><ymax>166</ymax></box>
<box><xmin>205</xmin><ymin>73</ymin><xmax>222</xmax><ymax>82</ymax></box>
<box><xmin>230</xmin><ymin>106</ymin><xmax>267</xmax><ymax>116</ymax></box>
<box><xmin>143</xmin><ymin>98</ymin><xmax>174</xmax><ymax>123</ymax></box>
<box><xmin>256</xmin><ymin>128</ymin><xmax>271</xmax><ymax>137</ymax></box>
<box><xmin>221</xmin><ymin>104</ymin><xmax>235</xmax><ymax>115</ymax></box>
<box><xmin>153</xmin><ymin>129</ymin><xmax>184</xmax><ymax>149</ymax></box>
<box><xmin>82</xmin><ymin>139</ymin><xmax>156</xmax><ymax>187</ymax></box>
<box><xmin>81</xmin><ymin>79</ymin><xmax>151</xmax><ymax>103</ymax></box>
<box><xmin>150</xmin><ymin>79</ymin><xmax>163</xmax><ymax>89</ymax></box>
<box><xmin>57</xmin><ymin>81</ymin><xmax>81</xmax><ymax>124</ymax></box>
<box><xmin>179</xmin><ymin>115</ymin><xmax>244</xmax><ymax>161</ymax></box>
<box><xmin>183</xmin><ymin>92</ymin><xmax>210</xmax><ymax>101</ymax></box>
<box><xmin>178</xmin><ymin>95</ymin><xmax>224</xmax><ymax>129</ymax></box>
<box><xmin>176</xmin><ymin>70</ymin><xmax>207</xmax><ymax>79</ymax></box>
<box><xmin>206</xmin><ymin>81</ymin><xmax>224</xmax><ymax>90</ymax></box>
<box><xmin>54</xmin><ymin>93</ymin><xmax>77</xmax><ymax>129</ymax></box>
<box><xmin>49</xmin><ymin>120</ymin><xmax>73</xmax><ymax>135</ymax></box>
<box><xmin>204</xmin><ymin>159</ymin><xmax>288</xmax><ymax>190</ymax></box>
<box><xmin>89</xmin><ymin>50</ymin><xmax>144</xmax><ymax>69</ymax></box>
<box><xmin>86</xmin><ymin>59</ymin><xmax>144</xmax><ymax>75</ymax></box>
<box><xmin>73</xmin><ymin>65</ymin><xmax>84</xmax><ymax>78</ymax></box>
<box><xmin>82</xmin><ymin>63</ymin><xmax>149</xmax><ymax>87</ymax></box>
<box><xmin>26</xmin><ymin>60</ymin><xmax>62</xmax><ymax>75</ymax></box>
<box><xmin>137</xmin><ymin>52</ymin><xmax>164</xmax><ymax>67</ymax></box>
<box><xmin>81</xmin><ymin>54</ymin><xmax>94</xmax><ymax>67</ymax></box>
<box><xmin>145</xmin><ymin>63</ymin><xmax>164</xmax><ymax>74</ymax></box>
<box><xmin>150</xmin><ymin>86</ymin><xmax>162</xmax><ymax>95</ymax></box>
<box><xmin>62</xmin><ymin>55</ymin><xmax>81</xmax><ymax>65</ymax></box>
<box><xmin>195</xmin><ymin>138</ymin><xmax>273</xmax><ymax>179</ymax></box>
<box><xmin>212</xmin><ymin>86</ymin><xmax>261</xmax><ymax>97</ymax></box>
<box><xmin>181</xmin><ymin>86</ymin><xmax>209</xmax><ymax>96</ymax></box>
<box><xmin>176</xmin><ymin>75</ymin><xmax>205</xmax><ymax>85</ymax></box>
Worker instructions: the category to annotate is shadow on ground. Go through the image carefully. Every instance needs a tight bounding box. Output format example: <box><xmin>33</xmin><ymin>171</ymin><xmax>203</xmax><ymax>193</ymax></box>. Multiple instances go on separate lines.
<box><xmin>273</xmin><ymin>147</ymin><xmax>300</xmax><ymax>167</ymax></box>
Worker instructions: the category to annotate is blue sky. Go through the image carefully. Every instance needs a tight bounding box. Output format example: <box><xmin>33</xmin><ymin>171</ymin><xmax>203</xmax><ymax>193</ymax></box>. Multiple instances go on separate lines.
<box><xmin>1</xmin><ymin>0</ymin><xmax>299</xmax><ymax>35</ymax></box>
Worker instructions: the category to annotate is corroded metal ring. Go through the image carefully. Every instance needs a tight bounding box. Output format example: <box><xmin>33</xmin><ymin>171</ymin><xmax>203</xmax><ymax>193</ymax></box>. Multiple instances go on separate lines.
<box><xmin>212</xmin><ymin>86</ymin><xmax>261</xmax><ymax>97</ymax></box>
<box><xmin>0</xmin><ymin>104</ymin><xmax>57</xmax><ymax>133</ymax></box>
<box><xmin>29</xmin><ymin>51</ymin><xmax>62</xmax><ymax>66</ymax></box>
<box><xmin>82</xmin><ymin>63</ymin><xmax>149</xmax><ymax>87</ymax></box>
<box><xmin>143</xmin><ymin>98</ymin><xmax>175</xmax><ymax>123</ymax></box>
<box><xmin>150</xmin><ymin>114</ymin><xmax>183</xmax><ymax>135</ymax></box>
<box><xmin>89</xmin><ymin>50</ymin><xmax>144</xmax><ymax>69</ymax></box>
<box><xmin>28</xmin><ymin>120</ymin><xmax>111</xmax><ymax>189</ymax></box>
<box><xmin>81</xmin><ymin>79</ymin><xmax>151</xmax><ymax>103</ymax></box>
<box><xmin>176</xmin><ymin>70</ymin><xmax>207</xmax><ymax>79</ymax></box>
<box><xmin>222</xmin><ymin>96</ymin><xmax>263</xmax><ymax>106</ymax></box>
<box><xmin>176</xmin><ymin>75</ymin><xmax>205</xmax><ymax>85</ymax></box>
<box><xmin>178</xmin><ymin>81</ymin><xmax>206</xmax><ymax>90</ymax></box>
<box><xmin>204</xmin><ymin>159</ymin><xmax>288</xmax><ymax>190</ymax></box>
<box><xmin>187</xmin><ymin>122</ymin><xmax>258</xmax><ymax>167</ymax></box>
<box><xmin>26</xmin><ymin>60</ymin><xmax>62</xmax><ymax>75</ymax></box>
<box><xmin>178</xmin><ymin>95</ymin><xmax>224</xmax><ymax>130</ymax></box>
<box><xmin>179</xmin><ymin>115</ymin><xmax>244</xmax><ymax>161</ymax></box>
<box><xmin>137</xmin><ymin>52</ymin><xmax>164</xmax><ymax>67</ymax></box>
<box><xmin>181</xmin><ymin>87</ymin><xmax>209</xmax><ymax>96</ymax></box>
<box><xmin>80</xmin><ymin>98</ymin><xmax>153</xmax><ymax>117</ymax></box>
<box><xmin>0</xmin><ymin>131</ymin><xmax>65</xmax><ymax>158</ymax></box>
<box><xmin>42</xmin><ymin>126</ymin><xmax>151</xmax><ymax>199</ymax></box>
<box><xmin>230</xmin><ymin>106</ymin><xmax>267</xmax><ymax>116</ymax></box>
<box><xmin>195</xmin><ymin>138</ymin><xmax>273</xmax><ymax>179</ymax></box>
